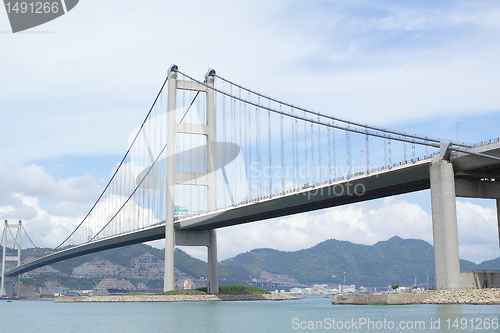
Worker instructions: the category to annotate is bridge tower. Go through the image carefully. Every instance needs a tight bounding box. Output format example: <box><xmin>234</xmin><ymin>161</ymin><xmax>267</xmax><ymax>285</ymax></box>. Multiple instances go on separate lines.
<box><xmin>164</xmin><ymin>65</ymin><xmax>218</xmax><ymax>293</ymax></box>
<box><xmin>1</xmin><ymin>220</ymin><xmax>21</xmax><ymax>297</ymax></box>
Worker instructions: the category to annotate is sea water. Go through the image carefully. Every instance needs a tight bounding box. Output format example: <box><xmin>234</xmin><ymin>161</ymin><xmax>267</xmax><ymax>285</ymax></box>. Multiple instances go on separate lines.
<box><xmin>1</xmin><ymin>296</ymin><xmax>499</xmax><ymax>332</ymax></box>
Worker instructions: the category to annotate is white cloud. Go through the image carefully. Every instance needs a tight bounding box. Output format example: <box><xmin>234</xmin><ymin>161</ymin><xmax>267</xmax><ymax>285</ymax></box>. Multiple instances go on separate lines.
<box><xmin>0</xmin><ymin>162</ymin><xmax>101</xmax><ymax>248</ymax></box>
<box><xmin>457</xmin><ymin>200</ymin><xmax>499</xmax><ymax>263</ymax></box>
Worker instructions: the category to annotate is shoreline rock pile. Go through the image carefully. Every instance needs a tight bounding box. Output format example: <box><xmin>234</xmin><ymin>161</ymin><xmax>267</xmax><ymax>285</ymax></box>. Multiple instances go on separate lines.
<box><xmin>421</xmin><ymin>288</ymin><xmax>500</xmax><ymax>305</ymax></box>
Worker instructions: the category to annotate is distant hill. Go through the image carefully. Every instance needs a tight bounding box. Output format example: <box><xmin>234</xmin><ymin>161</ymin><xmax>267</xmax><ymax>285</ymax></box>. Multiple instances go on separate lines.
<box><xmin>220</xmin><ymin>236</ymin><xmax>482</xmax><ymax>287</ymax></box>
<box><xmin>16</xmin><ymin>243</ymin><xmax>252</xmax><ymax>291</ymax></box>
<box><xmin>476</xmin><ymin>257</ymin><xmax>500</xmax><ymax>270</ymax></box>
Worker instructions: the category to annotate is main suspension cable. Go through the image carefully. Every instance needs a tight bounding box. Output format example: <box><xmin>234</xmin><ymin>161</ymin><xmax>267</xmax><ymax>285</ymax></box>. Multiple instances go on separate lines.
<box><xmin>213</xmin><ymin>74</ymin><xmax>471</xmax><ymax>148</ymax></box>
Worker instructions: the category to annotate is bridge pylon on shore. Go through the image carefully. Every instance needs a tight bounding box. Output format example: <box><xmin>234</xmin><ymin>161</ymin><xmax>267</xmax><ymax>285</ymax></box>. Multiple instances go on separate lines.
<box><xmin>1</xmin><ymin>220</ymin><xmax>21</xmax><ymax>297</ymax></box>
<box><xmin>432</xmin><ymin>142</ymin><xmax>500</xmax><ymax>289</ymax></box>
<box><xmin>164</xmin><ymin>65</ymin><xmax>218</xmax><ymax>293</ymax></box>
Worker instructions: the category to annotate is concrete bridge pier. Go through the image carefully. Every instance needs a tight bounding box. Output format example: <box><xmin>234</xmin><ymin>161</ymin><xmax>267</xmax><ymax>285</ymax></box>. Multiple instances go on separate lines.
<box><xmin>0</xmin><ymin>276</ymin><xmax>19</xmax><ymax>297</ymax></box>
<box><xmin>174</xmin><ymin>230</ymin><xmax>218</xmax><ymax>293</ymax></box>
<box><xmin>207</xmin><ymin>229</ymin><xmax>219</xmax><ymax>293</ymax></box>
<box><xmin>430</xmin><ymin>150</ymin><xmax>461</xmax><ymax>290</ymax></box>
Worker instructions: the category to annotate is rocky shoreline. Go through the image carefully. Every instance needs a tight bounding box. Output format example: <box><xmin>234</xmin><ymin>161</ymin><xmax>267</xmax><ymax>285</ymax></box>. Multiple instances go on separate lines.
<box><xmin>332</xmin><ymin>288</ymin><xmax>500</xmax><ymax>305</ymax></box>
<box><xmin>54</xmin><ymin>293</ymin><xmax>298</xmax><ymax>303</ymax></box>
<box><xmin>421</xmin><ymin>288</ymin><xmax>500</xmax><ymax>305</ymax></box>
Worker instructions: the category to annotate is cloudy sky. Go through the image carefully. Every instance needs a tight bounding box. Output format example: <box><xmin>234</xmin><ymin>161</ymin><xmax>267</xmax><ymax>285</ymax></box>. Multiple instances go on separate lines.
<box><xmin>1</xmin><ymin>0</ymin><xmax>499</xmax><ymax>264</ymax></box>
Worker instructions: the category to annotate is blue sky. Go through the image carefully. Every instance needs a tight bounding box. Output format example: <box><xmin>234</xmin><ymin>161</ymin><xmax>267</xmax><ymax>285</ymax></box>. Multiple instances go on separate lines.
<box><xmin>1</xmin><ymin>0</ymin><xmax>499</xmax><ymax>263</ymax></box>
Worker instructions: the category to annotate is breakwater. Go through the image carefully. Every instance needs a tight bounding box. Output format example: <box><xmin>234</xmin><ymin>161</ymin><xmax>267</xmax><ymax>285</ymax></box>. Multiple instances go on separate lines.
<box><xmin>54</xmin><ymin>293</ymin><xmax>298</xmax><ymax>303</ymax></box>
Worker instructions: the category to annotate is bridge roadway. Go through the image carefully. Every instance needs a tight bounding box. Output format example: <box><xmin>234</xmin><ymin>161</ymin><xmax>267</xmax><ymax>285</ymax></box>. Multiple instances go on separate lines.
<box><xmin>6</xmin><ymin>141</ymin><xmax>500</xmax><ymax>277</ymax></box>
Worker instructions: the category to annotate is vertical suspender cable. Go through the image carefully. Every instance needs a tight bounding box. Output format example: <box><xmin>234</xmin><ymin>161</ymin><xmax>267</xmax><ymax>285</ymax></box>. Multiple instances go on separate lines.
<box><xmin>332</xmin><ymin>124</ymin><xmax>336</xmax><ymax>179</ymax></box>
<box><xmin>256</xmin><ymin>102</ymin><xmax>261</xmax><ymax>198</ymax></box>
<box><xmin>247</xmin><ymin>93</ymin><xmax>252</xmax><ymax>200</ymax></box>
<box><xmin>292</xmin><ymin>109</ymin><xmax>300</xmax><ymax>189</ymax></box>
<box><xmin>317</xmin><ymin>117</ymin><xmax>322</xmax><ymax>183</ymax></box>
<box><xmin>222</xmin><ymin>86</ymin><xmax>227</xmax><ymax>207</ymax></box>
<box><xmin>304</xmin><ymin>112</ymin><xmax>308</xmax><ymax>184</ymax></box>
<box><xmin>384</xmin><ymin>138</ymin><xmax>388</xmax><ymax>168</ymax></box>
<box><xmin>403</xmin><ymin>141</ymin><xmax>407</xmax><ymax>163</ymax></box>
<box><xmin>232</xmin><ymin>86</ymin><xmax>236</xmax><ymax>205</ymax></box>
<box><xmin>291</xmin><ymin>108</ymin><xmax>296</xmax><ymax>189</ymax></box>
<box><xmin>365</xmin><ymin>131</ymin><xmax>369</xmax><ymax>174</ymax></box>
<box><xmin>328</xmin><ymin>126</ymin><xmax>332</xmax><ymax>181</ymax></box>
<box><xmin>388</xmin><ymin>139</ymin><xmax>392</xmax><ymax>167</ymax></box>
<box><xmin>280</xmin><ymin>106</ymin><xmax>285</xmax><ymax>193</ymax></box>
<box><xmin>346</xmin><ymin>129</ymin><xmax>351</xmax><ymax>178</ymax></box>
<box><xmin>239</xmin><ymin>88</ymin><xmax>243</xmax><ymax>204</ymax></box>
<box><xmin>311</xmin><ymin>122</ymin><xmax>315</xmax><ymax>185</ymax></box>
<box><xmin>268</xmin><ymin>104</ymin><xmax>272</xmax><ymax>196</ymax></box>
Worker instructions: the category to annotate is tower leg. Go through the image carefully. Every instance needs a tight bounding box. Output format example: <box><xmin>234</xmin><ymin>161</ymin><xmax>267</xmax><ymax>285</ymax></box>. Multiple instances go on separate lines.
<box><xmin>207</xmin><ymin>229</ymin><xmax>219</xmax><ymax>293</ymax></box>
<box><xmin>430</xmin><ymin>155</ymin><xmax>461</xmax><ymax>290</ymax></box>
<box><xmin>164</xmin><ymin>66</ymin><xmax>177</xmax><ymax>292</ymax></box>
<box><xmin>205</xmin><ymin>71</ymin><xmax>219</xmax><ymax>294</ymax></box>
<box><xmin>2</xmin><ymin>276</ymin><xmax>16</xmax><ymax>297</ymax></box>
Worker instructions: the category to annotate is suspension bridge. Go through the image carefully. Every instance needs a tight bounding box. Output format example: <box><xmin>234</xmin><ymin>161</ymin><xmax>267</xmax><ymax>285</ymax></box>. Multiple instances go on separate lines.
<box><xmin>2</xmin><ymin>65</ymin><xmax>500</xmax><ymax>297</ymax></box>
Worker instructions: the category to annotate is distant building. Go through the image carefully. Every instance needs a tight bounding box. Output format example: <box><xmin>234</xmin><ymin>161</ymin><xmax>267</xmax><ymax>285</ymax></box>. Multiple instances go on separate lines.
<box><xmin>339</xmin><ymin>285</ymin><xmax>356</xmax><ymax>294</ymax></box>
<box><xmin>327</xmin><ymin>288</ymin><xmax>340</xmax><ymax>295</ymax></box>
<box><xmin>313</xmin><ymin>284</ymin><xmax>328</xmax><ymax>292</ymax></box>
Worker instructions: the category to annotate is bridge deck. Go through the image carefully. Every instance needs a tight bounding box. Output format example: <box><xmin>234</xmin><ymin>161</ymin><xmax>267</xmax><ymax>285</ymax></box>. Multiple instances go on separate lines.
<box><xmin>6</xmin><ymin>158</ymin><xmax>432</xmax><ymax>276</ymax></box>
<box><xmin>6</xmin><ymin>141</ymin><xmax>500</xmax><ymax>277</ymax></box>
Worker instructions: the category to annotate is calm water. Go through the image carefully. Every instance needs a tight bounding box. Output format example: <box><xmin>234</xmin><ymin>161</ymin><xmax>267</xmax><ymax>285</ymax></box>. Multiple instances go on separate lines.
<box><xmin>2</xmin><ymin>297</ymin><xmax>500</xmax><ymax>332</ymax></box>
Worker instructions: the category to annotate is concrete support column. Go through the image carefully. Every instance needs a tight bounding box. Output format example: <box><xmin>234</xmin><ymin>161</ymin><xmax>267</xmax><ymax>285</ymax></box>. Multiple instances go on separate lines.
<box><xmin>207</xmin><ymin>229</ymin><xmax>219</xmax><ymax>293</ymax></box>
<box><xmin>430</xmin><ymin>155</ymin><xmax>461</xmax><ymax>290</ymax></box>
<box><xmin>1</xmin><ymin>220</ymin><xmax>6</xmax><ymax>296</ymax></box>
<box><xmin>497</xmin><ymin>199</ymin><xmax>500</xmax><ymax>252</ymax></box>
<box><xmin>2</xmin><ymin>277</ymin><xmax>15</xmax><ymax>297</ymax></box>
<box><xmin>164</xmin><ymin>66</ymin><xmax>178</xmax><ymax>292</ymax></box>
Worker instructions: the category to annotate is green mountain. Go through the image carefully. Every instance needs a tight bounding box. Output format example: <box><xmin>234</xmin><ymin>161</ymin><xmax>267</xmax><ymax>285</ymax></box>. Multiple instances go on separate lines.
<box><xmin>476</xmin><ymin>257</ymin><xmax>500</xmax><ymax>270</ymax></box>
<box><xmin>220</xmin><ymin>236</ymin><xmax>482</xmax><ymax>287</ymax></box>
